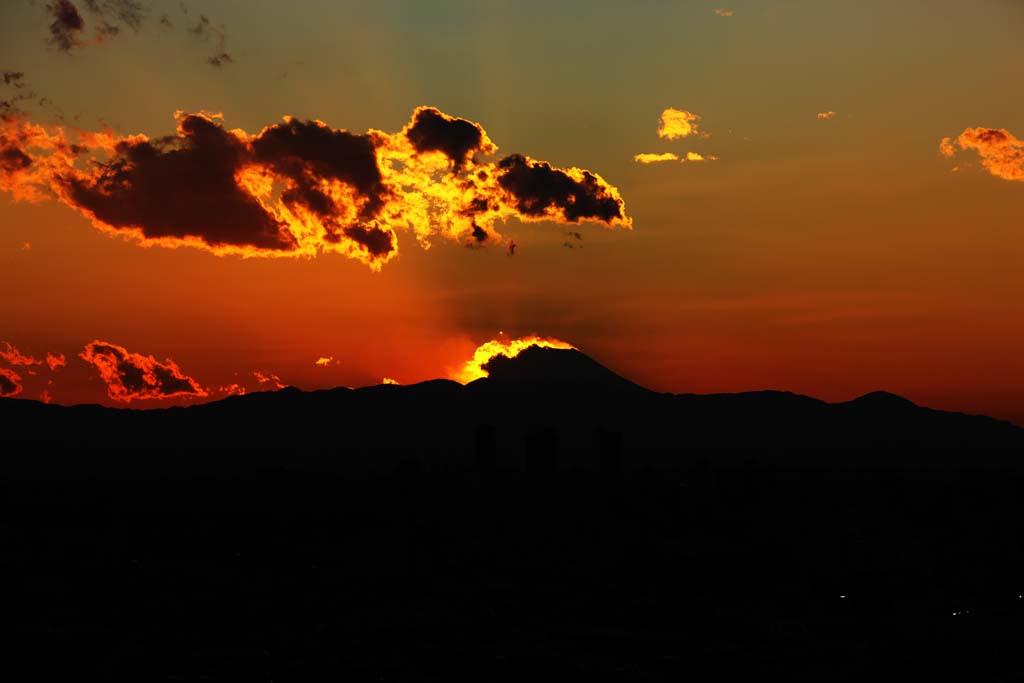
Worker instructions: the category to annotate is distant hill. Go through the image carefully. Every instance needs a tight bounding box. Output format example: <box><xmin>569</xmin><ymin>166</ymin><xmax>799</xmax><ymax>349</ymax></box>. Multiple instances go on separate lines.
<box><xmin>1</xmin><ymin>346</ymin><xmax>1021</xmax><ymax>474</ymax></box>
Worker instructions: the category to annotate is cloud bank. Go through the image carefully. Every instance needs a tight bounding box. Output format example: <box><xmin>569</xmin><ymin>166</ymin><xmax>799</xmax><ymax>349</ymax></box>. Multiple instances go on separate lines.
<box><xmin>0</xmin><ymin>106</ymin><xmax>631</xmax><ymax>269</ymax></box>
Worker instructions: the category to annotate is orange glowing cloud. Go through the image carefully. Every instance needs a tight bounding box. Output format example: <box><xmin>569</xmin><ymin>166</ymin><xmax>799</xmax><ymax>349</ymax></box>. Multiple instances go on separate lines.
<box><xmin>0</xmin><ymin>106</ymin><xmax>631</xmax><ymax>270</ymax></box>
<box><xmin>940</xmin><ymin>127</ymin><xmax>1024</xmax><ymax>181</ymax></box>
<box><xmin>314</xmin><ymin>356</ymin><xmax>336</xmax><ymax>367</ymax></box>
<box><xmin>0</xmin><ymin>368</ymin><xmax>22</xmax><ymax>397</ymax></box>
<box><xmin>252</xmin><ymin>371</ymin><xmax>285</xmax><ymax>390</ymax></box>
<box><xmin>657</xmin><ymin>108</ymin><xmax>704</xmax><ymax>140</ymax></box>
<box><xmin>380</xmin><ymin>377</ymin><xmax>399</xmax><ymax>385</ymax></box>
<box><xmin>714</xmin><ymin>8</ymin><xmax>734</xmax><ymax>17</ymax></box>
<box><xmin>218</xmin><ymin>383</ymin><xmax>246</xmax><ymax>396</ymax></box>
<box><xmin>0</xmin><ymin>341</ymin><xmax>41</xmax><ymax>366</ymax></box>
<box><xmin>451</xmin><ymin>336</ymin><xmax>576</xmax><ymax>384</ymax></box>
<box><xmin>634</xmin><ymin>152</ymin><xmax>679</xmax><ymax>164</ymax></box>
<box><xmin>634</xmin><ymin>151</ymin><xmax>717</xmax><ymax>164</ymax></box>
<box><xmin>817</xmin><ymin>111</ymin><xmax>838</xmax><ymax>120</ymax></box>
<box><xmin>79</xmin><ymin>340</ymin><xmax>208</xmax><ymax>402</ymax></box>
<box><xmin>45</xmin><ymin>352</ymin><xmax>66</xmax><ymax>371</ymax></box>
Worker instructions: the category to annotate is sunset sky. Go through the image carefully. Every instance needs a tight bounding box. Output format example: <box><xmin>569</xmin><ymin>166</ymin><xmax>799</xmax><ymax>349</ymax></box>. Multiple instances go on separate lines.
<box><xmin>1</xmin><ymin>0</ymin><xmax>1023</xmax><ymax>424</ymax></box>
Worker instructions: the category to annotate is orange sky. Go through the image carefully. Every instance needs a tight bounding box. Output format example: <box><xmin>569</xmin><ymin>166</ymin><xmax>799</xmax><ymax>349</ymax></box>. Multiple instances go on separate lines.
<box><xmin>1</xmin><ymin>0</ymin><xmax>1022</xmax><ymax>424</ymax></box>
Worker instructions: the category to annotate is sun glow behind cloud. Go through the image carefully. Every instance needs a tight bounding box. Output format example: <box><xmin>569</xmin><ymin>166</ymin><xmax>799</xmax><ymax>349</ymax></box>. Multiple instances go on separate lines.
<box><xmin>451</xmin><ymin>336</ymin><xmax>575</xmax><ymax>384</ymax></box>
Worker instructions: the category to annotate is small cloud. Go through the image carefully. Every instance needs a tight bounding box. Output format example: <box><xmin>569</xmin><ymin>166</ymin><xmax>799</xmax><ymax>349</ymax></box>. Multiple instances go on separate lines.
<box><xmin>683</xmin><ymin>151</ymin><xmax>718</xmax><ymax>162</ymax></box>
<box><xmin>218</xmin><ymin>383</ymin><xmax>246</xmax><ymax>396</ymax></box>
<box><xmin>252</xmin><ymin>370</ymin><xmax>286</xmax><ymax>390</ymax></box>
<box><xmin>658</xmin><ymin>108</ymin><xmax>705</xmax><ymax>140</ymax></box>
<box><xmin>314</xmin><ymin>356</ymin><xmax>336</xmax><ymax>367</ymax></box>
<box><xmin>940</xmin><ymin>127</ymin><xmax>1024</xmax><ymax>181</ymax></box>
<box><xmin>634</xmin><ymin>151</ymin><xmax>718</xmax><ymax>164</ymax></box>
<box><xmin>817</xmin><ymin>111</ymin><xmax>838</xmax><ymax>120</ymax></box>
<box><xmin>47</xmin><ymin>0</ymin><xmax>86</xmax><ymax>52</ymax></box>
<box><xmin>381</xmin><ymin>377</ymin><xmax>399</xmax><ymax>385</ymax></box>
<box><xmin>714</xmin><ymin>8</ymin><xmax>734</xmax><ymax>17</ymax></box>
<box><xmin>45</xmin><ymin>352</ymin><xmax>66</xmax><ymax>371</ymax></box>
<box><xmin>39</xmin><ymin>389</ymin><xmax>52</xmax><ymax>403</ymax></box>
<box><xmin>22</xmin><ymin>242</ymin><xmax>31</xmax><ymax>250</ymax></box>
<box><xmin>634</xmin><ymin>152</ymin><xmax>679</xmax><ymax>164</ymax></box>
<box><xmin>939</xmin><ymin>136</ymin><xmax>956</xmax><ymax>158</ymax></box>
<box><xmin>0</xmin><ymin>341</ymin><xmax>42</xmax><ymax>366</ymax></box>
<box><xmin>207</xmin><ymin>52</ymin><xmax>233</xmax><ymax>68</ymax></box>
<box><xmin>0</xmin><ymin>368</ymin><xmax>23</xmax><ymax>397</ymax></box>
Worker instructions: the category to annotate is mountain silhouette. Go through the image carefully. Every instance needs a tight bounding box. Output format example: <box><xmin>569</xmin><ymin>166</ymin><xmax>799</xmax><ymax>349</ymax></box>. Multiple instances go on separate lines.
<box><xmin>1</xmin><ymin>346</ymin><xmax>1022</xmax><ymax>475</ymax></box>
<box><xmin>5</xmin><ymin>347</ymin><xmax>1024</xmax><ymax>680</ymax></box>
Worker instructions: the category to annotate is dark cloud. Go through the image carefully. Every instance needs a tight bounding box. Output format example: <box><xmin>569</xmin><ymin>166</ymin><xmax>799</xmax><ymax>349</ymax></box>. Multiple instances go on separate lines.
<box><xmin>404</xmin><ymin>107</ymin><xmax>495</xmax><ymax>170</ymax></box>
<box><xmin>36</xmin><ymin>1</ymin><xmax>226</xmax><ymax>67</ymax></box>
<box><xmin>0</xmin><ymin>368</ymin><xmax>23</xmax><ymax>397</ymax></box>
<box><xmin>63</xmin><ymin>113</ymin><xmax>297</xmax><ymax>251</ymax></box>
<box><xmin>189</xmin><ymin>13</ymin><xmax>232</xmax><ymax>68</ymax></box>
<box><xmin>2</xmin><ymin>73</ymin><xmax>25</xmax><ymax>87</ymax></box>
<box><xmin>79</xmin><ymin>340</ymin><xmax>207</xmax><ymax>402</ymax></box>
<box><xmin>207</xmin><ymin>52</ymin><xmax>233</xmax><ymax>68</ymax></box>
<box><xmin>48</xmin><ymin>0</ymin><xmax>86</xmax><ymax>52</ymax></box>
<box><xmin>252</xmin><ymin>116</ymin><xmax>390</xmax><ymax>224</ymax></box>
<box><xmin>0</xmin><ymin>146</ymin><xmax>32</xmax><ymax>173</ymax></box>
<box><xmin>496</xmin><ymin>154</ymin><xmax>628</xmax><ymax>224</ymax></box>
<box><xmin>83</xmin><ymin>0</ymin><xmax>146</xmax><ymax>32</ymax></box>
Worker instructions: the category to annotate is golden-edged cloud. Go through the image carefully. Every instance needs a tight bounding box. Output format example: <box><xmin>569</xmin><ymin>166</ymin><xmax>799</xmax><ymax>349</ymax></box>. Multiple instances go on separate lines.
<box><xmin>451</xmin><ymin>336</ymin><xmax>575</xmax><ymax>384</ymax></box>
<box><xmin>633</xmin><ymin>151</ymin><xmax>717</xmax><ymax>164</ymax></box>
<box><xmin>714</xmin><ymin>9</ymin><xmax>734</xmax><ymax>17</ymax></box>
<box><xmin>657</xmin><ymin>108</ymin><xmax>704</xmax><ymax>140</ymax></box>
<box><xmin>634</xmin><ymin>152</ymin><xmax>679</xmax><ymax>164</ymax></box>
<box><xmin>817</xmin><ymin>111</ymin><xmax>837</xmax><ymax>120</ymax></box>
<box><xmin>940</xmin><ymin>127</ymin><xmax>1024</xmax><ymax>181</ymax></box>
<box><xmin>0</xmin><ymin>106</ymin><xmax>631</xmax><ymax>270</ymax></box>
<box><xmin>79</xmin><ymin>340</ymin><xmax>207</xmax><ymax>402</ymax></box>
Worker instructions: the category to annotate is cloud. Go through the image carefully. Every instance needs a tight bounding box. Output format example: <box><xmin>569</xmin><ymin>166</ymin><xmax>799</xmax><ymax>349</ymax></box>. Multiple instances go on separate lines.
<box><xmin>36</xmin><ymin>1</ymin><xmax>230</xmax><ymax>67</ymax></box>
<box><xmin>189</xmin><ymin>13</ymin><xmax>233</xmax><ymax>68</ymax></box>
<box><xmin>40</xmin><ymin>389</ymin><xmax>53</xmax><ymax>403</ymax></box>
<box><xmin>218</xmin><ymin>383</ymin><xmax>246</xmax><ymax>396</ymax></box>
<box><xmin>940</xmin><ymin>127</ymin><xmax>1024</xmax><ymax>182</ymax></box>
<box><xmin>657</xmin><ymin>108</ymin><xmax>704</xmax><ymax>140</ymax></box>
<box><xmin>633</xmin><ymin>151</ymin><xmax>717</xmax><ymax>164</ymax></box>
<box><xmin>0</xmin><ymin>106</ymin><xmax>631</xmax><ymax>270</ymax></box>
<box><xmin>314</xmin><ymin>356</ymin><xmax>335</xmax><ymax>366</ymax></box>
<box><xmin>207</xmin><ymin>52</ymin><xmax>233</xmax><ymax>68</ymax></box>
<box><xmin>380</xmin><ymin>377</ymin><xmax>399</xmax><ymax>385</ymax></box>
<box><xmin>817</xmin><ymin>111</ymin><xmax>837</xmax><ymax>120</ymax></box>
<box><xmin>634</xmin><ymin>152</ymin><xmax>679</xmax><ymax>164</ymax></box>
<box><xmin>79</xmin><ymin>340</ymin><xmax>207</xmax><ymax>402</ymax></box>
<box><xmin>714</xmin><ymin>8</ymin><xmax>734</xmax><ymax>17</ymax></box>
<box><xmin>939</xmin><ymin>137</ymin><xmax>956</xmax><ymax>158</ymax></box>
<box><xmin>46</xmin><ymin>352</ymin><xmax>67</xmax><ymax>370</ymax></box>
<box><xmin>47</xmin><ymin>0</ymin><xmax>86</xmax><ymax>51</ymax></box>
<box><xmin>0</xmin><ymin>368</ymin><xmax>23</xmax><ymax>396</ymax></box>
<box><xmin>0</xmin><ymin>341</ymin><xmax>42</xmax><ymax>366</ymax></box>
<box><xmin>451</xmin><ymin>336</ymin><xmax>575</xmax><ymax>384</ymax></box>
<box><xmin>252</xmin><ymin>371</ymin><xmax>285</xmax><ymax>389</ymax></box>
<box><xmin>683</xmin><ymin>151</ymin><xmax>717</xmax><ymax>162</ymax></box>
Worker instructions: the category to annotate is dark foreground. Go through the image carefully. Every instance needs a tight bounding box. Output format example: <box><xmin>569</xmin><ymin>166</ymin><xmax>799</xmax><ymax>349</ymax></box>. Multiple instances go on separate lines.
<box><xmin>4</xmin><ymin>454</ymin><xmax>1024</xmax><ymax>681</ymax></box>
